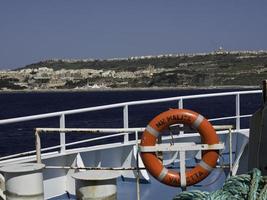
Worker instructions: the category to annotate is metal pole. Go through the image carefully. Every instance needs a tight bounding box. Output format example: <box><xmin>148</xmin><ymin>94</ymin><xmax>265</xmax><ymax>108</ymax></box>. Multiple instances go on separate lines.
<box><xmin>45</xmin><ymin>166</ymin><xmax>146</xmax><ymax>170</ymax></box>
<box><xmin>60</xmin><ymin>114</ymin><xmax>66</xmax><ymax>153</ymax></box>
<box><xmin>235</xmin><ymin>94</ymin><xmax>240</xmax><ymax>130</ymax></box>
<box><xmin>35</xmin><ymin>130</ymin><xmax>41</xmax><ymax>164</ymax></box>
<box><xmin>123</xmin><ymin>105</ymin><xmax>129</xmax><ymax>143</ymax></box>
<box><xmin>179</xmin><ymin>151</ymin><xmax>186</xmax><ymax>191</ymax></box>
<box><xmin>229</xmin><ymin>128</ymin><xmax>233</xmax><ymax>176</ymax></box>
<box><xmin>178</xmin><ymin>99</ymin><xmax>184</xmax><ymax>135</ymax></box>
<box><xmin>263</xmin><ymin>80</ymin><xmax>267</xmax><ymax>104</ymax></box>
<box><xmin>135</xmin><ymin>131</ymin><xmax>140</xmax><ymax>200</ymax></box>
<box><xmin>44</xmin><ymin>165</ymin><xmax>228</xmax><ymax>170</ymax></box>
<box><xmin>178</xmin><ymin>98</ymin><xmax>183</xmax><ymax>109</ymax></box>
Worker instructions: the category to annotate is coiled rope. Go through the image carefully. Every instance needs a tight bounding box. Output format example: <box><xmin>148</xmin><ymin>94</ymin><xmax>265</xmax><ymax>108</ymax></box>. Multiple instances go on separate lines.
<box><xmin>173</xmin><ymin>169</ymin><xmax>267</xmax><ymax>200</ymax></box>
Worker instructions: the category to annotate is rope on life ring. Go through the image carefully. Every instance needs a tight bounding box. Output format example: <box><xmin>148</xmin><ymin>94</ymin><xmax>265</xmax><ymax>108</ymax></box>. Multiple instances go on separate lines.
<box><xmin>140</xmin><ymin>109</ymin><xmax>220</xmax><ymax>187</ymax></box>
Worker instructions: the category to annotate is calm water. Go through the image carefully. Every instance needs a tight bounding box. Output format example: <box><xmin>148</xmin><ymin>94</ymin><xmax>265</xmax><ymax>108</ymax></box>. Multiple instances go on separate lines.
<box><xmin>0</xmin><ymin>89</ymin><xmax>262</xmax><ymax>156</ymax></box>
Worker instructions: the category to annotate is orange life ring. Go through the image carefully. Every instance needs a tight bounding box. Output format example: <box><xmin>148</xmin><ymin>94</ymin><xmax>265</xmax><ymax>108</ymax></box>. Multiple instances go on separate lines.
<box><xmin>140</xmin><ymin>109</ymin><xmax>219</xmax><ymax>187</ymax></box>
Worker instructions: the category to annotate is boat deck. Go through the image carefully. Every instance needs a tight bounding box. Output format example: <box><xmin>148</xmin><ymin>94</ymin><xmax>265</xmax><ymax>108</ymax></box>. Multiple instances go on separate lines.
<box><xmin>0</xmin><ymin>90</ymin><xmax>260</xmax><ymax>200</ymax></box>
<box><xmin>50</xmin><ymin>168</ymin><xmax>225</xmax><ymax>200</ymax></box>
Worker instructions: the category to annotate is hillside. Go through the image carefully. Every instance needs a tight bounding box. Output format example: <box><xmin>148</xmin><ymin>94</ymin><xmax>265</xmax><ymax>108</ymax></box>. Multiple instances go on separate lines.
<box><xmin>1</xmin><ymin>51</ymin><xmax>267</xmax><ymax>90</ymax></box>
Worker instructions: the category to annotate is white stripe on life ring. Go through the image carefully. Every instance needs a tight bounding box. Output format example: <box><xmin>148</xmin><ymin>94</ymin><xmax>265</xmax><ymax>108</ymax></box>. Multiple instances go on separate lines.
<box><xmin>199</xmin><ymin>160</ymin><xmax>213</xmax><ymax>172</ymax></box>
<box><xmin>192</xmin><ymin>114</ymin><xmax>204</xmax><ymax>129</ymax></box>
<box><xmin>157</xmin><ymin>167</ymin><xmax>168</xmax><ymax>181</ymax></box>
<box><xmin>146</xmin><ymin>125</ymin><xmax>160</xmax><ymax>138</ymax></box>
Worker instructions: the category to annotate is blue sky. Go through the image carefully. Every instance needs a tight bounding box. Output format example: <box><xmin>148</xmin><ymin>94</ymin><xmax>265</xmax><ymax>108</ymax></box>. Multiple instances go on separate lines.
<box><xmin>0</xmin><ymin>0</ymin><xmax>267</xmax><ymax>69</ymax></box>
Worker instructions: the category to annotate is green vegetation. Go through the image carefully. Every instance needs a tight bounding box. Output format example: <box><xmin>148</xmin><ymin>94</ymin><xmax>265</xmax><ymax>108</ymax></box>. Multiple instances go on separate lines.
<box><xmin>19</xmin><ymin>53</ymin><xmax>266</xmax><ymax>71</ymax></box>
<box><xmin>0</xmin><ymin>78</ymin><xmax>26</xmax><ymax>90</ymax></box>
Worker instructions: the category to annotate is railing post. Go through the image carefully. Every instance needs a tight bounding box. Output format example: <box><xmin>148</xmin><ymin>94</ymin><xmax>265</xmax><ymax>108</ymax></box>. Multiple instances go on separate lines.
<box><xmin>60</xmin><ymin>114</ymin><xmax>66</xmax><ymax>153</ymax></box>
<box><xmin>179</xmin><ymin>150</ymin><xmax>186</xmax><ymax>190</ymax></box>
<box><xmin>229</xmin><ymin>128</ymin><xmax>233</xmax><ymax>176</ymax></box>
<box><xmin>178</xmin><ymin>98</ymin><xmax>184</xmax><ymax>135</ymax></box>
<box><xmin>35</xmin><ymin>130</ymin><xmax>41</xmax><ymax>163</ymax></box>
<box><xmin>263</xmin><ymin>80</ymin><xmax>267</xmax><ymax>104</ymax></box>
<box><xmin>135</xmin><ymin>131</ymin><xmax>140</xmax><ymax>200</ymax></box>
<box><xmin>123</xmin><ymin>105</ymin><xmax>129</xmax><ymax>143</ymax></box>
<box><xmin>235</xmin><ymin>94</ymin><xmax>240</xmax><ymax>130</ymax></box>
<box><xmin>178</xmin><ymin>98</ymin><xmax>183</xmax><ymax>109</ymax></box>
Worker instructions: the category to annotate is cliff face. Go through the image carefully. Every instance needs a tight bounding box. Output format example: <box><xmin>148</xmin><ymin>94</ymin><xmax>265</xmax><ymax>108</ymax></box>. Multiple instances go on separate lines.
<box><xmin>1</xmin><ymin>51</ymin><xmax>267</xmax><ymax>90</ymax></box>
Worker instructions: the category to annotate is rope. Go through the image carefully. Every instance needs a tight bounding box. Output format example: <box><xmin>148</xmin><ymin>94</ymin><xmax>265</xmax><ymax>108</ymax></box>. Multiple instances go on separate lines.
<box><xmin>173</xmin><ymin>169</ymin><xmax>267</xmax><ymax>200</ymax></box>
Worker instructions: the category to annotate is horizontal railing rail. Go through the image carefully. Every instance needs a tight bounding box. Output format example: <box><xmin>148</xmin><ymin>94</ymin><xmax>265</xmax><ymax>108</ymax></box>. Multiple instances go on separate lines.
<box><xmin>0</xmin><ymin>90</ymin><xmax>262</xmax><ymax>159</ymax></box>
<box><xmin>34</xmin><ymin>125</ymin><xmax>233</xmax><ymax>163</ymax></box>
<box><xmin>208</xmin><ymin>114</ymin><xmax>252</xmax><ymax>122</ymax></box>
<box><xmin>0</xmin><ymin>126</ymin><xmax>238</xmax><ymax>162</ymax></box>
<box><xmin>0</xmin><ymin>90</ymin><xmax>261</xmax><ymax>125</ymax></box>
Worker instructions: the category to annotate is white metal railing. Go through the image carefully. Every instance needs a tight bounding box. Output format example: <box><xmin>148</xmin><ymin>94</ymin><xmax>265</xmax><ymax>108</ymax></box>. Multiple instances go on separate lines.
<box><xmin>0</xmin><ymin>90</ymin><xmax>262</xmax><ymax>160</ymax></box>
<box><xmin>34</xmin><ymin>127</ymin><xmax>145</xmax><ymax>163</ymax></box>
<box><xmin>34</xmin><ymin>125</ymin><xmax>232</xmax><ymax>194</ymax></box>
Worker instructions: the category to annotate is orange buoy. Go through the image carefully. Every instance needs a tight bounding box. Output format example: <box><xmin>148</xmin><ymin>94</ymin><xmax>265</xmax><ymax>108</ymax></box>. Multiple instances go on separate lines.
<box><xmin>140</xmin><ymin>109</ymin><xmax>219</xmax><ymax>187</ymax></box>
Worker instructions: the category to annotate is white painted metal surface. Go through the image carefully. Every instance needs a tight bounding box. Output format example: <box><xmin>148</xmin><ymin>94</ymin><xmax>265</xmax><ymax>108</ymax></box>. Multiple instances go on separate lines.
<box><xmin>0</xmin><ymin>174</ymin><xmax>5</xmax><ymax>200</ymax></box>
<box><xmin>0</xmin><ymin>163</ymin><xmax>45</xmax><ymax>200</ymax></box>
<box><xmin>72</xmin><ymin>170</ymin><xmax>120</xmax><ymax>180</ymax></box>
<box><xmin>0</xmin><ymin>90</ymin><xmax>261</xmax><ymax>199</ymax></box>
<box><xmin>179</xmin><ymin>151</ymin><xmax>186</xmax><ymax>188</ymax></box>
<box><xmin>0</xmin><ymin>90</ymin><xmax>261</xmax><ymax>126</ymax></box>
<box><xmin>59</xmin><ymin>114</ymin><xmax>66</xmax><ymax>154</ymax></box>
<box><xmin>236</xmin><ymin>94</ymin><xmax>240</xmax><ymax>130</ymax></box>
<box><xmin>0</xmin><ymin>90</ymin><xmax>260</xmax><ymax>161</ymax></box>
<box><xmin>139</xmin><ymin>143</ymin><xmax>225</xmax><ymax>152</ymax></box>
<box><xmin>72</xmin><ymin>170</ymin><xmax>120</xmax><ymax>200</ymax></box>
<box><xmin>123</xmin><ymin>105</ymin><xmax>129</xmax><ymax>143</ymax></box>
<box><xmin>0</xmin><ymin>130</ymin><xmax>249</xmax><ymax>199</ymax></box>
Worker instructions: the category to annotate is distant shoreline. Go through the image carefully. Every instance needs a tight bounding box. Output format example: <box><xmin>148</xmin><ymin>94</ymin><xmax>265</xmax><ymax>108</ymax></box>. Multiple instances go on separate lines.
<box><xmin>0</xmin><ymin>85</ymin><xmax>260</xmax><ymax>93</ymax></box>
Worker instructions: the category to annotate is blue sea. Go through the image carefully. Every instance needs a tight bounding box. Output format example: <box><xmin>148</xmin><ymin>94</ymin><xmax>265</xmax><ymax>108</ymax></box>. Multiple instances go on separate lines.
<box><xmin>0</xmin><ymin>89</ymin><xmax>262</xmax><ymax>157</ymax></box>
